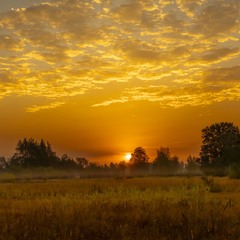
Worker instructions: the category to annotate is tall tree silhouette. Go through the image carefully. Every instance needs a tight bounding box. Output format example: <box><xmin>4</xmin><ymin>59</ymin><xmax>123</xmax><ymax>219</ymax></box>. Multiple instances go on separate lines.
<box><xmin>0</xmin><ymin>156</ymin><xmax>8</xmax><ymax>169</ymax></box>
<box><xmin>10</xmin><ymin>138</ymin><xmax>59</xmax><ymax>167</ymax></box>
<box><xmin>200</xmin><ymin>122</ymin><xmax>240</xmax><ymax>170</ymax></box>
<box><xmin>153</xmin><ymin>147</ymin><xmax>180</xmax><ymax>173</ymax></box>
<box><xmin>129</xmin><ymin>147</ymin><xmax>149</xmax><ymax>168</ymax></box>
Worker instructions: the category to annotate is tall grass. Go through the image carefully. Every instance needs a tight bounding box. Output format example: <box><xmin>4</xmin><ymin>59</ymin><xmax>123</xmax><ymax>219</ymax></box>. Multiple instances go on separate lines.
<box><xmin>0</xmin><ymin>177</ymin><xmax>239</xmax><ymax>239</ymax></box>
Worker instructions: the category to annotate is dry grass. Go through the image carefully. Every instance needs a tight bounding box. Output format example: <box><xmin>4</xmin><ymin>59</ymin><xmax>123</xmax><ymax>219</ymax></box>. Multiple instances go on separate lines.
<box><xmin>0</xmin><ymin>177</ymin><xmax>240</xmax><ymax>239</ymax></box>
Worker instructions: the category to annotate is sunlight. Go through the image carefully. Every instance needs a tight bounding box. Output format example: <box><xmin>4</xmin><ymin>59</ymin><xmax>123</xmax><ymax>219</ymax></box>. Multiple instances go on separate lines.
<box><xmin>125</xmin><ymin>153</ymin><xmax>131</xmax><ymax>161</ymax></box>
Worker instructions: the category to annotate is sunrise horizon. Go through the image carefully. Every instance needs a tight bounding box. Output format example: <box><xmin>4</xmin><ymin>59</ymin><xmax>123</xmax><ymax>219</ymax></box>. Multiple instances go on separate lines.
<box><xmin>0</xmin><ymin>0</ymin><xmax>239</xmax><ymax>164</ymax></box>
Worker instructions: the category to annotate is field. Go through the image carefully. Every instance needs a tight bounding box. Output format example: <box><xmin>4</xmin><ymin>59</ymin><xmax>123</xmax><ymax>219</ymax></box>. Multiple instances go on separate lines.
<box><xmin>0</xmin><ymin>177</ymin><xmax>240</xmax><ymax>240</ymax></box>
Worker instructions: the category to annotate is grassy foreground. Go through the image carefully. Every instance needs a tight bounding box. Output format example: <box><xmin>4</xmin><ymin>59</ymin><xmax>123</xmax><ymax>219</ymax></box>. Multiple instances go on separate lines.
<box><xmin>0</xmin><ymin>177</ymin><xmax>240</xmax><ymax>239</ymax></box>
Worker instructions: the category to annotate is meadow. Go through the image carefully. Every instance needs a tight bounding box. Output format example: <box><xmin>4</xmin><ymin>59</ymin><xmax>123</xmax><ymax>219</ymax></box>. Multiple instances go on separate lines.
<box><xmin>0</xmin><ymin>177</ymin><xmax>240</xmax><ymax>240</ymax></box>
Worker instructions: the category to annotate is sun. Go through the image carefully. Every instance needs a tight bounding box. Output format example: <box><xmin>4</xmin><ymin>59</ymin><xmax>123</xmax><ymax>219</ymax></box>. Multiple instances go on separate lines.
<box><xmin>125</xmin><ymin>153</ymin><xmax>131</xmax><ymax>161</ymax></box>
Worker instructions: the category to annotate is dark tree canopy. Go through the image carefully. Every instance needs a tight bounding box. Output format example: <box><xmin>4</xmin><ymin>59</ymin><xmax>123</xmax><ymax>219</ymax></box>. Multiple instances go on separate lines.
<box><xmin>153</xmin><ymin>147</ymin><xmax>171</xmax><ymax>167</ymax></box>
<box><xmin>185</xmin><ymin>155</ymin><xmax>201</xmax><ymax>175</ymax></box>
<box><xmin>59</xmin><ymin>154</ymin><xmax>76</xmax><ymax>168</ymax></box>
<box><xmin>153</xmin><ymin>147</ymin><xmax>180</xmax><ymax>172</ymax></box>
<box><xmin>200</xmin><ymin>122</ymin><xmax>240</xmax><ymax>169</ymax></box>
<box><xmin>0</xmin><ymin>156</ymin><xmax>8</xmax><ymax>169</ymax></box>
<box><xmin>10</xmin><ymin>138</ymin><xmax>59</xmax><ymax>168</ymax></box>
<box><xmin>76</xmin><ymin>157</ymin><xmax>89</xmax><ymax>169</ymax></box>
<box><xmin>129</xmin><ymin>147</ymin><xmax>149</xmax><ymax>167</ymax></box>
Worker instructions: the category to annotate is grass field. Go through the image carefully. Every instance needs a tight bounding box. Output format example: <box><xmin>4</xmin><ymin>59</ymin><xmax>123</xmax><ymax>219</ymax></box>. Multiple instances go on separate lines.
<box><xmin>0</xmin><ymin>176</ymin><xmax>240</xmax><ymax>239</ymax></box>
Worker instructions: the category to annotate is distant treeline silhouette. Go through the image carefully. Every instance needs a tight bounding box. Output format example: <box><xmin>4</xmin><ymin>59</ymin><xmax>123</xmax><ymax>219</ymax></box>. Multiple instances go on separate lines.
<box><xmin>0</xmin><ymin>122</ymin><xmax>240</xmax><ymax>179</ymax></box>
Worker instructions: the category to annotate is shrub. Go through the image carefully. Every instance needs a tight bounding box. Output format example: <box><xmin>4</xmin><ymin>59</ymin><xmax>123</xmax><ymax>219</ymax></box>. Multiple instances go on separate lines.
<box><xmin>0</xmin><ymin>172</ymin><xmax>16</xmax><ymax>182</ymax></box>
<box><xmin>201</xmin><ymin>176</ymin><xmax>221</xmax><ymax>193</ymax></box>
<box><xmin>228</xmin><ymin>163</ymin><xmax>240</xmax><ymax>179</ymax></box>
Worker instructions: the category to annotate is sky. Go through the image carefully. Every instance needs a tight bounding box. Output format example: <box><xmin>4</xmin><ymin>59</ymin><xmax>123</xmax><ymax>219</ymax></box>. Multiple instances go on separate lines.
<box><xmin>0</xmin><ymin>0</ymin><xmax>239</xmax><ymax>163</ymax></box>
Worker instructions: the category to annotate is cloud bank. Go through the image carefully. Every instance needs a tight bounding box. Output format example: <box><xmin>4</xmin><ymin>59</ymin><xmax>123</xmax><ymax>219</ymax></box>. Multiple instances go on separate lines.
<box><xmin>0</xmin><ymin>0</ymin><xmax>239</xmax><ymax>111</ymax></box>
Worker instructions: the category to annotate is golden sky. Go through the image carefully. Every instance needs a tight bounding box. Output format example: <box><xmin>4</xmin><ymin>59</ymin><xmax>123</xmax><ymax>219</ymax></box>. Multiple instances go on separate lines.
<box><xmin>0</xmin><ymin>0</ymin><xmax>239</xmax><ymax>163</ymax></box>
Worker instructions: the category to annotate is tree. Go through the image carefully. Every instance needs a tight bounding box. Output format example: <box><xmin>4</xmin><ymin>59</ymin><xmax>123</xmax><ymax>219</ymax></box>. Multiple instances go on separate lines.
<box><xmin>200</xmin><ymin>122</ymin><xmax>240</xmax><ymax>171</ymax></box>
<box><xmin>153</xmin><ymin>147</ymin><xmax>171</xmax><ymax>168</ymax></box>
<box><xmin>76</xmin><ymin>157</ymin><xmax>89</xmax><ymax>169</ymax></box>
<box><xmin>10</xmin><ymin>138</ymin><xmax>59</xmax><ymax>168</ymax></box>
<box><xmin>118</xmin><ymin>160</ymin><xmax>127</xmax><ymax>170</ymax></box>
<box><xmin>185</xmin><ymin>155</ymin><xmax>201</xmax><ymax>175</ymax></box>
<box><xmin>11</xmin><ymin>138</ymin><xmax>39</xmax><ymax>167</ymax></box>
<box><xmin>129</xmin><ymin>147</ymin><xmax>149</xmax><ymax>168</ymax></box>
<box><xmin>109</xmin><ymin>162</ymin><xmax>117</xmax><ymax>169</ymax></box>
<box><xmin>59</xmin><ymin>154</ymin><xmax>77</xmax><ymax>168</ymax></box>
<box><xmin>0</xmin><ymin>156</ymin><xmax>8</xmax><ymax>169</ymax></box>
<box><xmin>152</xmin><ymin>147</ymin><xmax>180</xmax><ymax>174</ymax></box>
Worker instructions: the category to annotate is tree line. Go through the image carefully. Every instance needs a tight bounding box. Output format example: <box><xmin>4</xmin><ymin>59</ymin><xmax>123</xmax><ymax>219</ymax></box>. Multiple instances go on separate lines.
<box><xmin>0</xmin><ymin>138</ymin><xmax>184</xmax><ymax>175</ymax></box>
<box><xmin>0</xmin><ymin>122</ymin><xmax>240</xmax><ymax>178</ymax></box>
<box><xmin>0</xmin><ymin>138</ymin><xmax>89</xmax><ymax>170</ymax></box>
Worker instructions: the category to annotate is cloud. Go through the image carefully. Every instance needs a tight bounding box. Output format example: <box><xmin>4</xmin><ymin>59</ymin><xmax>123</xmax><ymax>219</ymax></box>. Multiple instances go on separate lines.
<box><xmin>0</xmin><ymin>34</ymin><xmax>23</xmax><ymax>51</ymax></box>
<box><xmin>19</xmin><ymin>29</ymin><xmax>66</xmax><ymax>51</ymax></box>
<box><xmin>92</xmin><ymin>98</ymin><xmax>128</xmax><ymax>107</ymax></box>
<box><xmin>0</xmin><ymin>71</ymin><xmax>16</xmax><ymax>83</ymax></box>
<box><xmin>198</xmin><ymin>48</ymin><xmax>239</xmax><ymax>63</ymax></box>
<box><xmin>85</xmin><ymin>149</ymin><xmax>118</xmax><ymax>158</ymax></box>
<box><xmin>93</xmin><ymin>78</ymin><xmax>240</xmax><ymax>108</ymax></box>
<box><xmin>111</xmin><ymin>2</ymin><xmax>142</xmax><ymax>22</ymax></box>
<box><xmin>176</xmin><ymin>0</ymin><xmax>205</xmax><ymax>17</ymax></box>
<box><xmin>26</xmin><ymin>101</ymin><xmax>65</xmax><ymax>112</ymax></box>
<box><xmin>116</xmin><ymin>39</ymin><xmax>172</xmax><ymax>65</ymax></box>
<box><xmin>162</xmin><ymin>12</ymin><xmax>186</xmax><ymax>31</ymax></box>
<box><xmin>192</xmin><ymin>0</ymin><xmax>240</xmax><ymax>37</ymax></box>
<box><xmin>0</xmin><ymin>0</ymin><xmax>239</xmax><ymax>111</ymax></box>
<box><xmin>204</xmin><ymin>66</ymin><xmax>240</xmax><ymax>83</ymax></box>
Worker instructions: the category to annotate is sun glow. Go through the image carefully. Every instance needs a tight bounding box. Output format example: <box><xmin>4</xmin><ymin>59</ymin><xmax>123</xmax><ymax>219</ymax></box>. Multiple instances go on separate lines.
<box><xmin>125</xmin><ymin>153</ymin><xmax>131</xmax><ymax>161</ymax></box>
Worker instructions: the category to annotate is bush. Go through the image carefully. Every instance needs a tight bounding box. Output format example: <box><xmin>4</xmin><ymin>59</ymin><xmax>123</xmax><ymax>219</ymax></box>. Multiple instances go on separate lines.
<box><xmin>0</xmin><ymin>172</ymin><xmax>16</xmax><ymax>182</ymax></box>
<box><xmin>228</xmin><ymin>163</ymin><xmax>240</xmax><ymax>179</ymax></box>
<box><xmin>201</xmin><ymin>176</ymin><xmax>221</xmax><ymax>193</ymax></box>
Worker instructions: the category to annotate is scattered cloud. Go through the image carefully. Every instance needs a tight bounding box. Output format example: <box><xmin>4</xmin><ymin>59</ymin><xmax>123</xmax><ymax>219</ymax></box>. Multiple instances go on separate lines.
<box><xmin>26</xmin><ymin>101</ymin><xmax>65</xmax><ymax>113</ymax></box>
<box><xmin>0</xmin><ymin>34</ymin><xmax>23</xmax><ymax>51</ymax></box>
<box><xmin>176</xmin><ymin>0</ymin><xmax>205</xmax><ymax>17</ymax></box>
<box><xmin>204</xmin><ymin>66</ymin><xmax>240</xmax><ymax>83</ymax></box>
<box><xmin>93</xmin><ymin>82</ymin><xmax>240</xmax><ymax>108</ymax></box>
<box><xmin>198</xmin><ymin>48</ymin><xmax>239</xmax><ymax>63</ymax></box>
<box><xmin>92</xmin><ymin>98</ymin><xmax>128</xmax><ymax>107</ymax></box>
<box><xmin>192</xmin><ymin>0</ymin><xmax>240</xmax><ymax>37</ymax></box>
<box><xmin>0</xmin><ymin>0</ymin><xmax>239</xmax><ymax>111</ymax></box>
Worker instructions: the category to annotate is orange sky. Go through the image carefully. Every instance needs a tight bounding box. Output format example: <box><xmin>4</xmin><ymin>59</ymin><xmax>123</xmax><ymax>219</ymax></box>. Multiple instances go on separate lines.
<box><xmin>0</xmin><ymin>0</ymin><xmax>239</xmax><ymax>163</ymax></box>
